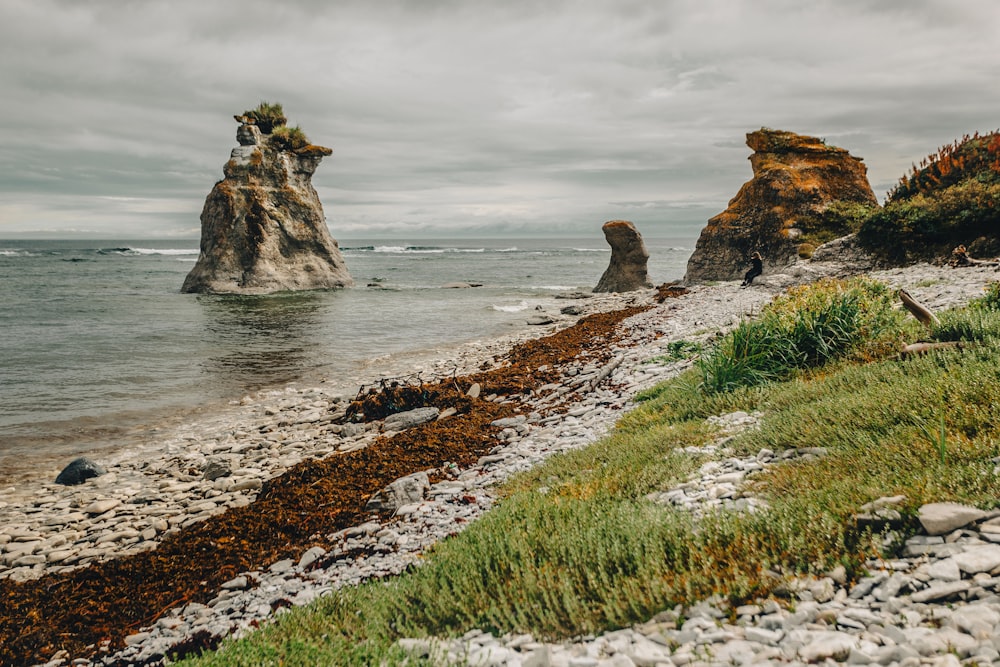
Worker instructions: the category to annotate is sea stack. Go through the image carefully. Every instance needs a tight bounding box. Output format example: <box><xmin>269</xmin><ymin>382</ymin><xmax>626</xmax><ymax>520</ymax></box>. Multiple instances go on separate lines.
<box><xmin>593</xmin><ymin>220</ymin><xmax>653</xmax><ymax>293</ymax></box>
<box><xmin>684</xmin><ymin>128</ymin><xmax>877</xmax><ymax>283</ymax></box>
<box><xmin>182</xmin><ymin>103</ymin><xmax>354</xmax><ymax>294</ymax></box>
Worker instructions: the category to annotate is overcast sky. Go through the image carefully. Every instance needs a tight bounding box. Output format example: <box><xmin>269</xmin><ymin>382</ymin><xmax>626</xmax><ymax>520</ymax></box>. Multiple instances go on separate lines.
<box><xmin>2</xmin><ymin>0</ymin><xmax>999</xmax><ymax>240</ymax></box>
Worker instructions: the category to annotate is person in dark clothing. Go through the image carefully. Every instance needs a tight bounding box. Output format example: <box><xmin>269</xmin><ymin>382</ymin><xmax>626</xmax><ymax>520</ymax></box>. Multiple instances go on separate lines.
<box><xmin>741</xmin><ymin>251</ymin><xmax>763</xmax><ymax>287</ymax></box>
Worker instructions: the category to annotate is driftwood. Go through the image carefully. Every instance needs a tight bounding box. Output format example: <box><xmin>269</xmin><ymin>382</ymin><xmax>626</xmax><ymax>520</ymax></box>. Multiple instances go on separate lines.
<box><xmin>896</xmin><ymin>289</ymin><xmax>970</xmax><ymax>358</ymax></box>
<box><xmin>899</xmin><ymin>289</ymin><xmax>940</xmax><ymax>328</ymax></box>
<box><xmin>899</xmin><ymin>341</ymin><xmax>964</xmax><ymax>358</ymax></box>
<box><xmin>949</xmin><ymin>245</ymin><xmax>1000</xmax><ymax>268</ymax></box>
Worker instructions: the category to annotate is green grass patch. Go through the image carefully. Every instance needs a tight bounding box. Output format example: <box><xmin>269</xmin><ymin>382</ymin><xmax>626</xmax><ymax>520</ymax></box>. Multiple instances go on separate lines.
<box><xmin>697</xmin><ymin>277</ymin><xmax>907</xmax><ymax>394</ymax></box>
<box><xmin>179</xmin><ymin>291</ymin><xmax>1000</xmax><ymax>667</ymax></box>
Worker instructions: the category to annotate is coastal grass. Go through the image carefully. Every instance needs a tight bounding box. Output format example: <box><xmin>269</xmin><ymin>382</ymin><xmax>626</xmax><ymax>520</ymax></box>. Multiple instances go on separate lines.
<box><xmin>696</xmin><ymin>277</ymin><xmax>907</xmax><ymax>394</ymax></box>
<box><xmin>179</xmin><ymin>296</ymin><xmax>1000</xmax><ymax>667</ymax></box>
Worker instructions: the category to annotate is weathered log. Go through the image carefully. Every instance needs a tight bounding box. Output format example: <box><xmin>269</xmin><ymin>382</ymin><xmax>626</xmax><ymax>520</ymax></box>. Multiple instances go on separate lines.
<box><xmin>899</xmin><ymin>289</ymin><xmax>940</xmax><ymax>328</ymax></box>
<box><xmin>899</xmin><ymin>341</ymin><xmax>963</xmax><ymax>358</ymax></box>
<box><xmin>949</xmin><ymin>244</ymin><xmax>1000</xmax><ymax>268</ymax></box>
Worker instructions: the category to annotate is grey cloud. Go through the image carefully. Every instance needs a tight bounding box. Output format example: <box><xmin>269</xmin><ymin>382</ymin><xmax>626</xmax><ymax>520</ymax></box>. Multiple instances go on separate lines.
<box><xmin>2</xmin><ymin>0</ymin><xmax>999</xmax><ymax>238</ymax></box>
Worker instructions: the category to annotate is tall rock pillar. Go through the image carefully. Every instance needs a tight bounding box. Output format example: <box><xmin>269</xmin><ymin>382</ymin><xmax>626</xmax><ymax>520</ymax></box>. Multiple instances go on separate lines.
<box><xmin>684</xmin><ymin>128</ymin><xmax>877</xmax><ymax>283</ymax></box>
<box><xmin>593</xmin><ymin>220</ymin><xmax>653</xmax><ymax>292</ymax></box>
<box><xmin>182</xmin><ymin>110</ymin><xmax>354</xmax><ymax>294</ymax></box>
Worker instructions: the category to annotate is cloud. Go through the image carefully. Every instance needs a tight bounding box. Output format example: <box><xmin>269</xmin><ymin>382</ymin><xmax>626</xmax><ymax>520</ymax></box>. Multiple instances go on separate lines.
<box><xmin>2</xmin><ymin>0</ymin><xmax>999</xmax><ymax>238</ymax></box>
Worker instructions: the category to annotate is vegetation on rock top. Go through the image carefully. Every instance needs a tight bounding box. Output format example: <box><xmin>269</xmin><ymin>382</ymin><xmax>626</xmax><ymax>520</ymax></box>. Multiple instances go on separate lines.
<box><xmin>855</xmin><ymin>130</ymin><xmax>1000</xmax><ymax>262</ymax></box>
<box><xmin>242</xmin><ymin>101</ymin><xmax>287</xmax><ymax>135</ymax></box>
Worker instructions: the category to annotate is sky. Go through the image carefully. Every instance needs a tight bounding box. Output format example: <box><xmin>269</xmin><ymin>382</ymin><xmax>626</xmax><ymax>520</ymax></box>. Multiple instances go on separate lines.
<box><xmin>2</xmin><ymin>0</ymin><xmax>999</xmax><ymax>241</ymax></box>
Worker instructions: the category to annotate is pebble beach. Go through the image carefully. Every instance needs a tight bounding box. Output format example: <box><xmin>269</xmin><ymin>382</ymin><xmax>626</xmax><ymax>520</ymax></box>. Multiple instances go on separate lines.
<box><xmin>5</xmin><ymin>259</ymin><xmax>1000</xmax><ymax>667</ymax></box>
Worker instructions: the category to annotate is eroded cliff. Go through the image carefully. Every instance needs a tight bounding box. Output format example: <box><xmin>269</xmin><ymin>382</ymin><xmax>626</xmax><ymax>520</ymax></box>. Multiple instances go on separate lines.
<box><xmin>685</xmin><ymin>128</ymin><xmax>877</xmax><ymax>283</ymax></box>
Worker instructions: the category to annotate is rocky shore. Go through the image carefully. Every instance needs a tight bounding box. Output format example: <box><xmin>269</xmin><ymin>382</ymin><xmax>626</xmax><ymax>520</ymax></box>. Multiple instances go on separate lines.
<box><xmin>4</xmin><ymin>261</ymin><xmax>1000</xmax><ymax>666</ymax></box>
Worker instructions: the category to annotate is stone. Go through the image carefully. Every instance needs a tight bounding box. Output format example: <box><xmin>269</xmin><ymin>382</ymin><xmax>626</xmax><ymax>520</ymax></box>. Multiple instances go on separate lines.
<box><xmin>953</xmin><ymin>544</ymin><xmax>1000</xmax><ymax>574</ymax></box>
<box><xmin>798</xmin><ymin>631</ymin><xmax>857</xmax><ymax>662</ymax></box>
<box><xmin>365</xmin><ymin>471</ymin><xmax>431</xmax><ymax>513</ymax></box>
<box><xmin>82</xmin><ymin>499</ymin><xmax>120</xmax><ymax>515</ymax></box>
<box><xmin>383</xmin><ymin>407</ymin><xmax>440</xmax><ymax>431</ymax></box>
<box><xmin>685</xmin><ymin>128</ymin><xmax>877</xmax><ymax>283</ymax></box>
<box><xmin>298</xmin><ymin>546</ymin><xmax>326</xmax><ymax>569</ymax></box>
<box><xmin>593</xmin><ymin>220</ymin><xmax>653</xmax><ymax>293</ymax></box>
<box><xmin>54</xmin><ymin>457</ymin><xmax>106</xmax><ymax>485</ymax></box>
<box><xmin>909</xmin><ymin>580</ymin><xmax>972</xmax><ymax>602</ymax></box>
<box><xmin>527</xmin><ymin>315</ymin><xmax>556</xmax><ymax>325</ymax></box>
<box><xmin>918</xmin><ymin>502</ymin><xmax>987</xmax><ymax>536</ymax></box>
<box><xmin>201</xmin><ymin>458</ymin><xmax>232</xmax><ymax>481</ymax></box>
<box><xmin>182</xmin><ymin>107</ymin><xmax>353</xmax><ymax>294</ymax></box>
<box><xmin>925</xmin><ymin>557</ymin><xmax>962</xmax><ymax>582</ymax></box>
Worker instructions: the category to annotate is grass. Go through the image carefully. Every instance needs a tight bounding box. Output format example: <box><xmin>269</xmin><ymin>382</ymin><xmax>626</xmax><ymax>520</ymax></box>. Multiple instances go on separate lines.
<box><xmin>177</xmin><ymin>289</ymin><xmax>1000</xmax><ymax>666</ymax></box>
<box><xmin>697</xmin><ymin>277</ymin><xmax>907</xmax><ymax>394</ymax></box>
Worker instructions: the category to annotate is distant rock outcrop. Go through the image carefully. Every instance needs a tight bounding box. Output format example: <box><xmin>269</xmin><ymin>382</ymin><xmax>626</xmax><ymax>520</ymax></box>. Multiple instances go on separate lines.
<box><xmin>593</xmin><ymin>220</ymin><xmax>653</xmax><ymax>292</ymax></box>
<box><xmin>685</xmin><ymin>129</ymin><xmax>877</xmax><ymax>283</ymax></box>
<box><xmin>182</xmin><ymin>107</ymin><xmax>353</xmax><ymax>294</ymax></box>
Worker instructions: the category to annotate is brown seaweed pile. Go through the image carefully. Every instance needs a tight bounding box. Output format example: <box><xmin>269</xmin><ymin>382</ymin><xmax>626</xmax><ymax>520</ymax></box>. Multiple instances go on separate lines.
<box><xmin>0</xmin><ymin>306</ymin><xmax>648</xmax><ymax>666</ymax></box>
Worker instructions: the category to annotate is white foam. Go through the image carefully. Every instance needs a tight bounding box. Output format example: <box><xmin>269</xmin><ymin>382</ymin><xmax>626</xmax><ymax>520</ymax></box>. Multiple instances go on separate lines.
<box><xmin>128</xmin><ymin>248</ymin><xmax>199</xmax><ymax>256</ymax></box>
<box><xmin>492</xmin><ymin>300</ymin><xmax>530</xmax><ymax>313</ymax></box>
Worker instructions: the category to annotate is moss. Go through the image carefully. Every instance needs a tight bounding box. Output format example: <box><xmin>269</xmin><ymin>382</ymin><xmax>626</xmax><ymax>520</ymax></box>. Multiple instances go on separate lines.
<box><xmin>243</xmin><ymin>101</ymin><xmax>287</xmax><ymax>135</ymax></box>
<box><xmin>268</xmin><ymin>125</ymin><xmax>311</xmax><ymax>152</ymax></box>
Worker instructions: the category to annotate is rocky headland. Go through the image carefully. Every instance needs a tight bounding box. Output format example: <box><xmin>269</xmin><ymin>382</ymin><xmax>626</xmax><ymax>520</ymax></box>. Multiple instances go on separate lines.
<box><xmin>685</xmin><ymin>128</ymin><xmax>878</xmax><ymax>283</ymax></box>
<box><xmin>181</xmin><ymin>104</ymin><xmax>353</xmax><ymax>294</ymax></box>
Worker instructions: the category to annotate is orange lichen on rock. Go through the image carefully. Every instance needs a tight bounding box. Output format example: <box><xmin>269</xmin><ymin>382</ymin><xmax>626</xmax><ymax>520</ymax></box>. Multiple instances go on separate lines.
<box><xmin>685</xmin><ymin>128</ymin><xmax>877</xmax><ymax>282</ymax></box>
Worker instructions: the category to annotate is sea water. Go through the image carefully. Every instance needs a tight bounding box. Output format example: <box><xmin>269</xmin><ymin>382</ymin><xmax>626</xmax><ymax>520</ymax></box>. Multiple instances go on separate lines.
<box><xmin>0</xmin><ymin>236</ymin><xmax>693</xmax><ymax>467</ymax></box>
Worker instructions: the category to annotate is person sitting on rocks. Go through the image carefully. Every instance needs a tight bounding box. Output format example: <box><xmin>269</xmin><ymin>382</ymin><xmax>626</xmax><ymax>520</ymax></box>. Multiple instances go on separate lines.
<box><xmin>741</xmin><ymin>251</ymin><xmax>763</xmax><ymax>287</ymax></box>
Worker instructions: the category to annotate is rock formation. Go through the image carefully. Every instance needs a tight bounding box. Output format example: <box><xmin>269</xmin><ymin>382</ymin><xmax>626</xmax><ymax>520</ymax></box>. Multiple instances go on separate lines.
<box><xmin>685</xmin><ymin>128</ymin><xmax>877</xmax><ymax>283</ymax></box>
<box><xmin>55</xmin><ymin>457</ymin><xmax>106</xmax><ymax>486</ymax></box>
<box><xmin>182</xmin><ymin>110</ymin><xmax>353</xmax><ymax>294</ymax></box>
<box><xmin>593</xmin><ymin>220</ymin><xmax>653</xmax><ymax>292</ymax></box>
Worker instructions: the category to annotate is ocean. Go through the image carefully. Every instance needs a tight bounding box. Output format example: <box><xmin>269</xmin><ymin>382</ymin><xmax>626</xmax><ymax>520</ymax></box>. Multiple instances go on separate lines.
<box><xmin>0</xmin><ymin>236</ymin><xmax>693</xmax><ymax>472</ymax></box>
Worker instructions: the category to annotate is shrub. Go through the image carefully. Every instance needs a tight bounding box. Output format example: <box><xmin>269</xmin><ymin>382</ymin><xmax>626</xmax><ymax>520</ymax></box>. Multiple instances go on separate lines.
<box><xmin>698</xmin><ymin>278</ymin><xmax>904</xmax><ymax>393</ymax></box>
<box><xmin>267</xmin><ymin>124</ymin><xmax>311</xmax><ymax>152</ymax></box>
<box><xmin>796</xmin><ymin>200</ymin><xmax>875</xmax><ymax>249</ymax></box>
<box><xmin>858</xmin><ymin>180</ymin><xmax>1000</xmax><ymax>262</ymax></box>
<box><xmin>888</xmin><ymin>131</ymin><xmax>1000</xmax><ymax>202</ymax></box>
<box><xmin>243</xmin><ymin>101</ymin><xmax>287</xmax><ymax>134</ymax></box>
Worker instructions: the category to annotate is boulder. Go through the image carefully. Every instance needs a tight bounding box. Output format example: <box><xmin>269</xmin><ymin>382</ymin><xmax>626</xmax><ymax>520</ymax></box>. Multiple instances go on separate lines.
<box><xmin>594</xmin><ymin>220</ymin><xmax>653</xmax><ymax>292</ymax></box>
<box><xmin>365</xmin><ymin>471</ymin><xmax>431</xmax><ymax>513</ymax></box>
<box><xmin>918</xmin><ymin>502</ymin><xmax>987</xmax><ymax>536</ymax></box>
<box><xmin>201</xmin><ymin>457</ymin><xmax>232</xmax><ymax>481</ymax></box>
<box><xmin>55</xmin><ymin>457</ymin><xmax>106</xmax><ymax>485</ymax></box>
<box><xmin>182</xmin><ymin>110</ymin><xmax>354</xmax><ymax>294</ymax></box>
<box><xmin>685</xmin><ymin>128</ymin><xmax>877</xmax><ymax>283</ymax></box>
<box><xmin>383</xmin><ymin>407</ymin><xmax>440</xmax><ymax>431</ymax></box>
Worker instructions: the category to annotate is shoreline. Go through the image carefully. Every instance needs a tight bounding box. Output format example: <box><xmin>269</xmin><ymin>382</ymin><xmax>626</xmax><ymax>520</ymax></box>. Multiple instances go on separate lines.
<box><xmin>2</xmin><ymin>261</ymin><xmax>999</xmax><ymax>665</ymax></box>
<box><xmin>0</xmin><ymin>290</ymin><xmax>643</xmax><ymax>487</ymax></box>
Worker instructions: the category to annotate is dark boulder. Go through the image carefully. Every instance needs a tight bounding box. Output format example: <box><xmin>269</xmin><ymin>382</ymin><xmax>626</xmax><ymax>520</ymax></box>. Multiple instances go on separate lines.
<box><xmin>55</xmin><ymin>457</ymin><xmax>106</xmax><ymax>485</ymax></box>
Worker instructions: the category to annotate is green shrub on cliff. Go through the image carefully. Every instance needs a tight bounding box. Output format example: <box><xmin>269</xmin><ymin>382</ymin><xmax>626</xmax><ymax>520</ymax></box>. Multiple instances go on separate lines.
<box><xmin>267</xmin><ymin>124</ymin><xmax>311</xmax><ymax>152</ymax></box>
<box><xmin>796</xmin><ymin>200</ymin><xmax>874</xmax><ymax>249</ymax></box>
<box><xmin>857</xmin><ymin>131</ymin><xmax>1000</xmax><ymax>262</ymax></box>
<box><xmin>858</xmin><ymin>179</ymin><xmax>1000</xmax><ymax>262</ymax></box>
<box><xmin>243</xmin><ymin>101</ymin><xmax>287</xmax><ymax>134</ymax></box>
